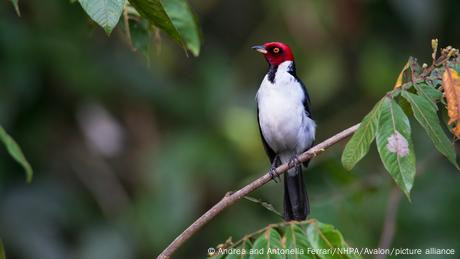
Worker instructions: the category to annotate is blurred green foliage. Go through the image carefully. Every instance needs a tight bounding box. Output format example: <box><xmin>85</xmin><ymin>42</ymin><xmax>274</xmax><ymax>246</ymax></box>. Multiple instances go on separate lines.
<box><xmin>0</xmin><ymin>125</ymin><xmax>32</xmax><ymax>182</ymax></box>
<box><xmin>1</xmin><ymin>0</ymin><xmax>460</xmax><ymax>258</ymax></box>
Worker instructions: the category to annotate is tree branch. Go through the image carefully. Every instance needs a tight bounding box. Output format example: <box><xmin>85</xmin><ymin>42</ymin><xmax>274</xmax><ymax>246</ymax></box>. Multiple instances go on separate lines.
<box><xmin>375</xmin><ymin>186</ymin><xmax>401</xmax><ymax>259</ymax></box>
<box><xmin>157</xmin><ymin>123</ymin><xmax>360</xmax><ymax>259</ymax></box>
<box><xmin>375</xmin><ymin>152</ymin><xmax>439</xmax><ymax>259</ymax></box>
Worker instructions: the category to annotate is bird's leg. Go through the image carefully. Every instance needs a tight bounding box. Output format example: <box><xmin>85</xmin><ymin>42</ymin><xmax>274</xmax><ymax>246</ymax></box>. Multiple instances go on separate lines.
<box><xmin>268</xmin><ymin>155</ymin><xmax>281</xmax><ymax>183</ymax></box>
<box><xmin>288</xmin><ymin>155</ymin><xmax>300</xmax><ymax>168</ymax></box>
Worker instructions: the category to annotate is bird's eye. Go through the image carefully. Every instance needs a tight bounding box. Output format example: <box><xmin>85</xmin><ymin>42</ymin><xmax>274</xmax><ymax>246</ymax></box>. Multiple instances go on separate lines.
<box><xmin>273</xmin><ymin>47</ymin><xmax>280</xmax><ymax>53</ymax></box>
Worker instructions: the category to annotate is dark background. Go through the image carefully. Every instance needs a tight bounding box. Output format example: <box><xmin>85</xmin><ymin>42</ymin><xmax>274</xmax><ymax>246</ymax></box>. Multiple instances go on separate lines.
<box><xmin>1</xmin><ymin>0</ymin><xmax>460</xmax><ymax>258</ymax></box>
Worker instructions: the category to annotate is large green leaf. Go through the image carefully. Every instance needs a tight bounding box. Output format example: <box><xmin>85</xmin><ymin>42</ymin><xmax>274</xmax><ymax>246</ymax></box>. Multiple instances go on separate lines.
<box><xmin>413</xmin><ymin>82</ymin><xmax>443</xmax><ymax>109</ymax></box>
<box><xmin>0</xmin><ymin>126</ymin><xmax>33</xmax><ymax>182</ymax></box>
<box><xmin>402</xmin><ymin>91</ymin><xmax>458</xmax><ymax>169</ymax></box>
<box><xmin>376</xmin><ymin>97</ymin><xmax>415</xmax><ymax>199</ymax></box>
<box><xmin>9</xmin><ymin>0</ymin><xmax>20</xmax><ymax>16</ymax></box>
<box><xmin>283</xmin><ymin>224</ymin><xmax>315</xmax><ymax>259</ymax></box>
<box><xmin>341</xmin><ymin>99</ymin><xmax>383</xmax><ymax>170</ymax></box>
<box><xmin>78</xmin><ymin>0</ymin><xmax>126</xmax><ymax>35</ymax></box>
<box><xmin>249</xmin><ymin>228</ymin><xmax>283</xmax><ymax>259</ymax></box>
<box><xmin>306</xmin><ymin>221</ymin><xmax>360</xmax><ymax>259</ymax></box>
<box><xmin>128</xmin><ymin>0</ymin><xmax>201</xmax><ymax>56</ymax></box>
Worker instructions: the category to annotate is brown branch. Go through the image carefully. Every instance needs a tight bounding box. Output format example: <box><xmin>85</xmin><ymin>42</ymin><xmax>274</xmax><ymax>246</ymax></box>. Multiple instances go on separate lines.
<box><xmin>123</xmin><ymin>4</ymin><xmax>134</xmax><ymax>50</ymax></box>
<box><xmin>157</xmin><ymin>123</ymin><xmax>360</xmax><ymax>259</ymax></box>
<box><xmin>375</xmin><ymin>152</ymin><xmax>439</xmax><ymax>259</ymax></box>
<box><xmin>375</xmin><ymin>187</ymin><xmax>402</xmax><ymax>259</ymax></box>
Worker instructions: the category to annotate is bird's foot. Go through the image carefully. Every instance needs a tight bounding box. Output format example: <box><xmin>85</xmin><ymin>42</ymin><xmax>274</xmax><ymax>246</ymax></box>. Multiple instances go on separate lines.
<box><xmin>268</xmin><ymin>166</ymin><xmax>280</xmax><ymax>183</ymax></box>
<box><xmin>288</xmin><ymin>155</ymin><xmax>300</xmax><ymax>168</ymax></box>
<box><xmin>313</xmin><ymin>148</ymin><xmax>325</xmax><ymax>157</ymax></box>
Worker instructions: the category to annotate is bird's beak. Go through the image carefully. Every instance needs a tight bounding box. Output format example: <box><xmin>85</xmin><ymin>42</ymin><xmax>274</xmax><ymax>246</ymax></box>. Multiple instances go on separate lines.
<box><xmin>252</xmin><ymin>45</ymin><xmax>267</xmax><ymax>54</ymax></box>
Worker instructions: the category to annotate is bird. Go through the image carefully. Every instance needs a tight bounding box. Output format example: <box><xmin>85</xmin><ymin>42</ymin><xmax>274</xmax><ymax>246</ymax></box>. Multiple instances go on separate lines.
<box><xmin>252</xmin><ymin>42</ymin><xmax>316</xmax><ymax>221</ymax></box>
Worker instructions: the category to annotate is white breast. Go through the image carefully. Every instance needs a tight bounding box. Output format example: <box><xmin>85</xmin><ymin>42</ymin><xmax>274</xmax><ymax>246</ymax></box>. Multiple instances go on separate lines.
<box><xmin>256</xmin><ymin>61</ymin><xmax>316</xmax><ymax>157</ymax></box>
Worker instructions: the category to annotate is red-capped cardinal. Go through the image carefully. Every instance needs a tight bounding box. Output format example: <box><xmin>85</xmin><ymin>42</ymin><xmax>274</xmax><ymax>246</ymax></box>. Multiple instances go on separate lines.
<box><xmin>253</xmin><ymin>42</ymin><xmax>316</xmax><ymax>221</ymax></box>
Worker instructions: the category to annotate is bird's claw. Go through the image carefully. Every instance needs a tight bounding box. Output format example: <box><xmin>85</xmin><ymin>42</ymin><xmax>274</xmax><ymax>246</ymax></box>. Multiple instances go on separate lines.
<box><xmin>313</xmin><ymin>148</ymin><xmax>325</xmax><ymax>157</ymax></box>
<box><xmin>268</xmin><ymin>166</ymin><xmax>280</xmax><ymax>183</ymax></box>
<box><xmin>288</xmin><ymin>155</ymin><xmax>300</xmax><ymax>168</ymax></box>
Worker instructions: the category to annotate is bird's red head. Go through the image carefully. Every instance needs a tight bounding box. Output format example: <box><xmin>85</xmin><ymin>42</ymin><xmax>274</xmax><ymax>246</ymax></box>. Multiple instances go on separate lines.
<box><xmin>252</xmin><ymin>42</ymin><xmax>294</xmax><ymax>66</ymax></box>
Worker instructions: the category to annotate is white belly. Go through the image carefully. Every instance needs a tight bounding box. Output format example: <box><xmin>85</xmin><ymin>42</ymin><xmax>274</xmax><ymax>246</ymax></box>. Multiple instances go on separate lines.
<box><xmin>257</xmin><ymin>86</ymin><xmax>315</xmax><ymax>154</ymax></box>
<box><xmin>256</xmin><ymin>61</ymin><xmax>316</xmax><ymax>172</ymax></box>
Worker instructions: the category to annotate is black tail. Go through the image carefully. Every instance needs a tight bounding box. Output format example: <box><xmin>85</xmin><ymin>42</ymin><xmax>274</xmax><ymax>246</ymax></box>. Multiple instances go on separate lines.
<box><xmin>283</xmin><ymin>165</ymin><xmax>309</xmax><ymax>221</ymax></box>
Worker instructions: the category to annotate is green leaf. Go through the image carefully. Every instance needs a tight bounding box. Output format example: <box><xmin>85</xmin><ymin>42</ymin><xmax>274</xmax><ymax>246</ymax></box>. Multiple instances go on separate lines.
<box><xmin>128</xmin><ymin>0</ymin><xmax>201</xmax><ymax>56</ymax></box>
<box><xmin>306</xmin><ymin>221</ymin><xmax>360</xmax><ymax>259</ymax></box>
<box><xmin>129</xmin><ymin>19</ymin><xmax>152</xmax><ymax>60</ymax></box>
<box><xmin>284</xmin><ymin>224</ymin><xmax>315</xmax><ymax>259</ymax></box>
<box><xmin>249</xmin><ymin>228</ymin><xmax>283</xmax><ymax>259</ymax></box>
<box><xmin>225</xmin><ymin>238</ymin><xmax>252</xmax><ymax>259</ymax></box>
<box><xmin>341</xmin><ymin>99</ymin><xmax>383</xmax><ymax>170</ymax></box>
<box><xmin>210</xmin><ymin>220</ymin><xmax>361</xmax><ymax>259</ymax></box>
<box><xmin>9</xmin><ymin>0</ymin><xmax>20</xmax><ymax>16</ymax></box>
<box><xmin>376</xmin><ymin>97</ymin><xmax>415</xmax><ymax>199</ymax></box>
<box><xmin>78</xmin><ymin>0</ymin><xmax>126</xmax><ymax>35</ymax></box>
<box><xmin>413</xmin><ymin>82</ymin><xmax>443</xmax><ymax>109</ymax></box>
<box><xmin>402</xmin><ymin>91</ymin><xmax>458</xmax><ymax>169</ymax></box>
<box><xmin>0</xmin><ymin>126</ymin><xmax>33</xmax><ymax>182</ymax></box>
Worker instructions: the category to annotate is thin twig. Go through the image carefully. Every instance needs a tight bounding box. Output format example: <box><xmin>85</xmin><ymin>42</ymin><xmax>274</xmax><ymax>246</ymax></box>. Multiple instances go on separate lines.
<box><xmin>211</xmin><ymin>219</ymin><xmax>315</xmax><ymax>255</ymax></box>
<box><xmin>123</xmin><ymin>5</ymin><xmax>134</xmax><ymax>50</ymax></box>
<box><xmin>243</xmin><ymin>195</ymin><xmax>282</xmax><ymax>217</ymax></box>
<box><xmin>375</xmin><ymin>187</ymin><xmax>401</xmax><ymax>259</ymax></box>
<box><xmin>375</xmin><ymin>152</ymin><xmax>439</xmax><ymax>259</ymax></box>
<box><xmin>157</xmin><ymin>123</ymin><xmax>360</xmax><ymax>259</ymax></box>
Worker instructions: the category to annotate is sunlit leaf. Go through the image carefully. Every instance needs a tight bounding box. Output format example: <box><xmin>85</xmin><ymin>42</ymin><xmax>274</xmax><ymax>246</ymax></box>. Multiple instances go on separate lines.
<box><xmin>394</xmin><ymin>59</ymin><xmax>411</xmax><ymax>89</ymax></box>
<box><xmin>442</xmin><ymin>68</ymin><xmax>460</xmax><ymax>138</ymax></box>
<box><xmin>402</xmin><ymin>91</ymin><xmax>458</xmax><ymax>169</ymax></box>
<box><xmin>341</xmin><ymin>99</ymin><xmax>383</xmax><ymax>170</ymax></box>
<box><xmin>129</xmin><ymin>0</ymin><xmax>201</xmax><ymax>56</ymax></box>
<box><xmin>78</xmin><ymin>0</ymin><xmax>125</xmax><ymax>35</ymax></box>
<box><xmin>0</xmin><ymin>126</ymin><xmax>33</xmax><ymax>182</ymax></box>
<box><xmin>376</xmin><ymin>97</ymin><xmax>415</xmax><ymax>199</ymax></box>
<box><xmin>432</xmin><ymin>38</ymin><xmax>438</xmax><ymax>61</ymax></box>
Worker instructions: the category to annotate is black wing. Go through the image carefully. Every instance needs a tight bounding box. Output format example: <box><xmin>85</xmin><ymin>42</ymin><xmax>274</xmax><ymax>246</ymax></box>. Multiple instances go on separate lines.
<box><xmin>288</xmin><ymin>62</ymin><xmax>312</xmax><ymax>118</ymax></box>
<box><xmin>256</xmin><ymin>106</ymin><xmax>277</xmax><ymax>164</ymax></box>
<box><xmin>289</xmin><ymin>68</ymin><xmax>314</xmax><ymax>167</ymax></box>
<box><xmin>297</xmin><ymin>77</ymin><xmax>312</xmax><ymax>118</ymax></box>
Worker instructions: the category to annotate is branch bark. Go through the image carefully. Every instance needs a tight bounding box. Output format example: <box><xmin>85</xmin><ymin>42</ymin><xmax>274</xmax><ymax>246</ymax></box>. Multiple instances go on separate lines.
<box><xmin>157</xmin><ymin>123</ymin><xmax>360</xmax><ymax>259</ymax></box>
